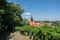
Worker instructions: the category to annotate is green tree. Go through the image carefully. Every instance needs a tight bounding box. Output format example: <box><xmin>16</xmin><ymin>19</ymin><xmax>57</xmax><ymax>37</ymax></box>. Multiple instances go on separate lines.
<box><xmin>52</xmin><ymin>21</ymin><xmax>60</xmax><ymax>27</ymax></box>
<box><xmin>0</xmin><ymin>0</ymin><xmax>23</xmax><ymax>31</ymax></box>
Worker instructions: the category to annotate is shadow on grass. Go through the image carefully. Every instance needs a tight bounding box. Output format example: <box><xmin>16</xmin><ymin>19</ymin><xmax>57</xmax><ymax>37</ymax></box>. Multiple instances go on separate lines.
<box><xmin>0</xmin><ymin>31</ymin><xmax>11</xmax><ymax>40</ymax></box>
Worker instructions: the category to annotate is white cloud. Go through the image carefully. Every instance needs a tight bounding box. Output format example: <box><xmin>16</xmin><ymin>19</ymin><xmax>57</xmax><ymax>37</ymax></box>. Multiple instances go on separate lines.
<box><xmin>25</xmin><ymin>12</ymin><xmax>31</xmax><ymax>16</ymax></box>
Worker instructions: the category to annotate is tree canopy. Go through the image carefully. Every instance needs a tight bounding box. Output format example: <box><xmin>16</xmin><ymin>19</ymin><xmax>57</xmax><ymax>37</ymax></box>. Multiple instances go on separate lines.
<box><xmin>0</xmin><ymin>0</ymin><xmax>23</xmax><ymax>31</ymax></box>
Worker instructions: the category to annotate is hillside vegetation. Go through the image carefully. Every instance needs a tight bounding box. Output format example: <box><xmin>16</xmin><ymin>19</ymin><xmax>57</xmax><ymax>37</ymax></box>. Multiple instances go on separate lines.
<box><xmin>15</xmin><ymin>25</ymin><xmax>60</xmax><ymax>40</ymax></box>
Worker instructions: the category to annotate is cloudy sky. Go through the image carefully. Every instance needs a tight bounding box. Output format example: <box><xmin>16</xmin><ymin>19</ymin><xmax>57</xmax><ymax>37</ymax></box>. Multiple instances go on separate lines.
<box><xmin>8</xmin><ymin>0</ymin><xmax>60</xmax><ymax>21</ymax></box>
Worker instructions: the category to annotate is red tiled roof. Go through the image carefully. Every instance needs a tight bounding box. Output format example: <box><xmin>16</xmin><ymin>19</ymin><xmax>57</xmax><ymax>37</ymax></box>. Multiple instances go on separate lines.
<box><xmin>28</xmin><ymin>21</ymin><xmax>42</xmax><ymax>27</ymax></box>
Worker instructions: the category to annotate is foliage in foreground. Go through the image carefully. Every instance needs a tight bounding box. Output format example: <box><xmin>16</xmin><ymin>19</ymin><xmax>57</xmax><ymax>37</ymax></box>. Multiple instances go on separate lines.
<box><xmin>15</xmin><ymin>25</ymin><xmax>60</xmax><ymax>40</ymax></box>
<box><xmin>0</xmin><ymin>0</ymin><xmax>23</xmax><ymax>31</ymax></box>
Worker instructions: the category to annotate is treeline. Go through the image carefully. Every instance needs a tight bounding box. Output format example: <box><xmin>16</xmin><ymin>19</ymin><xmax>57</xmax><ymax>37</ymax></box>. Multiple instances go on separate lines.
<box><xmin>35</xmin><ymin>21</ymin><xmax>60</xmax><ymax>27</ymax></box>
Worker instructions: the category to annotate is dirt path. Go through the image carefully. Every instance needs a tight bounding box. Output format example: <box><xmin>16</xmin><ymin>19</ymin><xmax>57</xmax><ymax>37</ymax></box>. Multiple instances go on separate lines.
<box><xmin>9</xmin><ymin>31</ymin><xmax>31</xmax><ymax>40</ymax></box>
<box><xmin>0</xmin><ymin>31</ymin><xmax>32</xmax><ymax>40</ymax></box>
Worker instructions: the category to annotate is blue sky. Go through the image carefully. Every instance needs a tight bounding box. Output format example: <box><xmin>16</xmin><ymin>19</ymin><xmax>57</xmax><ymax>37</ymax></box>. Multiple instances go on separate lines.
<box><xmin>8</xmin><ymin>0</ymin><xmax>60</xmax><ymax>21</ymax></box>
